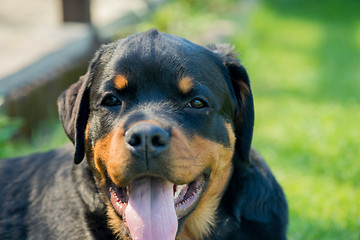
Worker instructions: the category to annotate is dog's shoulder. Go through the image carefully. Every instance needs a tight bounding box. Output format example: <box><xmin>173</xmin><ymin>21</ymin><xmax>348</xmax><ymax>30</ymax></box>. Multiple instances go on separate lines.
<box><xmin>0</xmin><ymin>145</ymin><xmax>95</xmax><ymax>239</ymax></box>
<box><xmin>0</xmin><ymin>144</ymin><xmax>74</xmax><ymax>203</ymax></box>
<box><xmin>215</xmin><ymin>149</ymin><xmax>288</xmax><ymax>240</ymax></box>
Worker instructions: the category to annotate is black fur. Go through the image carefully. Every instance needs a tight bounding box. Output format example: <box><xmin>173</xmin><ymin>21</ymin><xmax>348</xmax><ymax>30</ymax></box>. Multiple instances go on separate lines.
<box><xmin>0</xmin><ymin>29</ymin><xmax>287</xmax><ymax>239</ymax></box>
<box><xmin>0</xmin><ymin>145</ymin><xmax>114</xmax><ymax>239</ymax></box>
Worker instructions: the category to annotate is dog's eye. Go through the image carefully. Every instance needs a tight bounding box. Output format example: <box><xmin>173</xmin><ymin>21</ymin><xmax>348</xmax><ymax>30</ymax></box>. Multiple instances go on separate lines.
<box><xmin>101</xmin><ymin>95</ymin><xmax>122</xmax><ymax>107</ymax></box>
<box><xmin>185</xmin><ymin>99</ymin><xmax>208</xmax><ymax>109</ymax></box>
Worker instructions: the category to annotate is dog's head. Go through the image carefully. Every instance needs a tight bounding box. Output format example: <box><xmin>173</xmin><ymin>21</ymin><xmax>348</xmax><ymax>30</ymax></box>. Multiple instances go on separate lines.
<box><xmin>58</xmin><ymin>29</ymin><xmax>254</xmax><ymax>239</ymax></box>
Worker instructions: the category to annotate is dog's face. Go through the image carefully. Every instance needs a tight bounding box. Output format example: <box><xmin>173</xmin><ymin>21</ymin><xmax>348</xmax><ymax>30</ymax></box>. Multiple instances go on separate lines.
<box><xmin>58</xmin><ymin>29</ymin><xmax>254</xmax><ymax>239</ymax></box>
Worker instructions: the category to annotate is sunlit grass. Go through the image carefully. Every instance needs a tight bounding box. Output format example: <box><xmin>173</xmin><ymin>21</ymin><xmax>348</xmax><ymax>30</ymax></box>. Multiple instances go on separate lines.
<box><xmin>356</xmin><ymin>23</ymin><xmax>360</xmax><ymax>48</ymax></box>
<box><xmin>278</xmin><ymin>167</ymin><xmax>360</xmax><ymax>240</ymax></box>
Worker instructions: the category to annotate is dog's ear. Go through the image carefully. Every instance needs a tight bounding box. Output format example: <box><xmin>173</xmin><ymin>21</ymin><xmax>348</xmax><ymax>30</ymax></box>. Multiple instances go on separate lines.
<box><xmin>57</xmin><ymin>73</ymin><xmax>90</xmax><ymax>164</ymax></box>
<box><xmin>57</xmin><ymin>49</ymin><xmax>103</xmax><ymax>164</ymax></box>
<box><xmin>208</xmin><ymin>44</ymin><xmax>254</xmax><ymax>163</ymax></box>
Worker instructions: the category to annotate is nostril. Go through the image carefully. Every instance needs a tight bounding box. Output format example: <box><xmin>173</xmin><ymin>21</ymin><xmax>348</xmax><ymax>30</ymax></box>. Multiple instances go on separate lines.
<box><xmin>128</xmin><ymin>134</ymin><xmax>142</xmax><ymax>147</ymax></box>
<box><xmin>151</xmin><ymin>134</ymin><xmax>168</xmax><ymax>147</ymax></box>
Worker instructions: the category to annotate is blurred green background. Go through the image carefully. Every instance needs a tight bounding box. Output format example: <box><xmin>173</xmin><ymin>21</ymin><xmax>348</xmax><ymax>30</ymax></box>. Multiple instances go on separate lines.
<box><xmin>1</xmin><ymin>0</ymin><xmax>359</xmax><ymax>239</ymax></box>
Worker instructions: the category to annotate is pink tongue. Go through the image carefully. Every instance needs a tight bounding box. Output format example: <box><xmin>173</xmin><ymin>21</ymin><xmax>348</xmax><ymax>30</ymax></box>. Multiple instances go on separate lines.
<box><xmin>124</xmin><ymin>177</ymin><xmax>178</xmax><ymax>240</ymax></box>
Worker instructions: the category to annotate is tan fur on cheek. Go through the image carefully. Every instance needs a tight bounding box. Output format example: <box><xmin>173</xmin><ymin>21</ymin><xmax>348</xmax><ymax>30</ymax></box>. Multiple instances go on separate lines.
<box><xmin>178</xmin><ymin>123</ymin><xmax>236</xmax><ymax>240</ymax></box>
<box><xmin>89</xmin><ymin>128</ymin><xmax>133</xmax><ymax>237</ymax></box>
<box><xmin>168</xmin><ymin>128</ymin><xmax>206</xmax><ymax>184</ymax></box>
<box><xmin>92</xmin><ymin>128</ymin><xmax>134</xmax><ymax>188</ymax></box>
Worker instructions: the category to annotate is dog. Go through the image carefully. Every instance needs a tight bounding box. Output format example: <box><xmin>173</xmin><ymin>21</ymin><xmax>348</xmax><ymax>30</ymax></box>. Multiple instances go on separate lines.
<box><xmin>0</xmin><ymin>29</ymin><xmax>288</xmax><ymax>240</ymax></box>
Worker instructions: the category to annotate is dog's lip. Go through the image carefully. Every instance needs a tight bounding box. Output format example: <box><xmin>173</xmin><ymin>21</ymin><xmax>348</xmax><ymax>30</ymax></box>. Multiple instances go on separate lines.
<box><xmin>173</xmin><ymin>173</ymin><xmax>208</xmax><ymax>218</ymax></box>
<box><xmin>108</xmin><ymin>182</ymin><xmax>129</xmax><ymax>219</ymax></box>
<box><xmin>107</xmin><ymin>171</ymin><xmax>209</xmax><ymax>221</ymax></box>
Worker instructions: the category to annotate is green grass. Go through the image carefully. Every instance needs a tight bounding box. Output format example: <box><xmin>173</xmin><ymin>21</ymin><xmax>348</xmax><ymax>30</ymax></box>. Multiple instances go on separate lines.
<box><xmin>0</xmin><ymin>115</ymin><xmax>68</xmax><ymax>159</ymax></box>
<box><xmin>2</xmin><ymin>0</ymin><xmax>359</xmax><ymax>239</ymax></box>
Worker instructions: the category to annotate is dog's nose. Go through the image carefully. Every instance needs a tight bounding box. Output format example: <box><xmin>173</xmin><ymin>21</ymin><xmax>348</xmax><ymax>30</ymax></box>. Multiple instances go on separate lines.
<box><xmin>125</xmin><ymin>123</ymin><xmax>169</xmax><ymax>158</ymax></box>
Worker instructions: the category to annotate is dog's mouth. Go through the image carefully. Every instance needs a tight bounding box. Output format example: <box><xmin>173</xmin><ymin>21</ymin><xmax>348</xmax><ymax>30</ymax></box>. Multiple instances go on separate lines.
<box><xmin>108</xmin><ymin>172</ymin><xmax>209</xmax><ymax>239</ymax></box>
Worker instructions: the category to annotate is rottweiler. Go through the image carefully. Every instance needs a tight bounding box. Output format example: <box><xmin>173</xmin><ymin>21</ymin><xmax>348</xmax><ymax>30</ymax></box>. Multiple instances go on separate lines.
<box><xmin>0</xmin><ymin>29</ymin><xmax>288</xmax><ymax>240</ymax></box>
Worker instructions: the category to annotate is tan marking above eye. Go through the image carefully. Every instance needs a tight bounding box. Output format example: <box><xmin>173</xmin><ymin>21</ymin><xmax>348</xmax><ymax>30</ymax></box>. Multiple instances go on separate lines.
<box><xmin>113</xmin><ymin>75</ymin><xmax>128</xmax><ymax>90</ymax></box>
<box><xmin>178</xmin><ymin>76</ymin><xmax>194</xmax><ymax>94</ymax></box>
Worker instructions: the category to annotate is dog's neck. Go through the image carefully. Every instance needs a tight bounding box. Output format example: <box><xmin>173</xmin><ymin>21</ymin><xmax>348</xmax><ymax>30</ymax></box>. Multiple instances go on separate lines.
<box><xmin>71</xmin><ymin>158</ymin><xmax>115</xmax><ymax>238</ymax></box>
